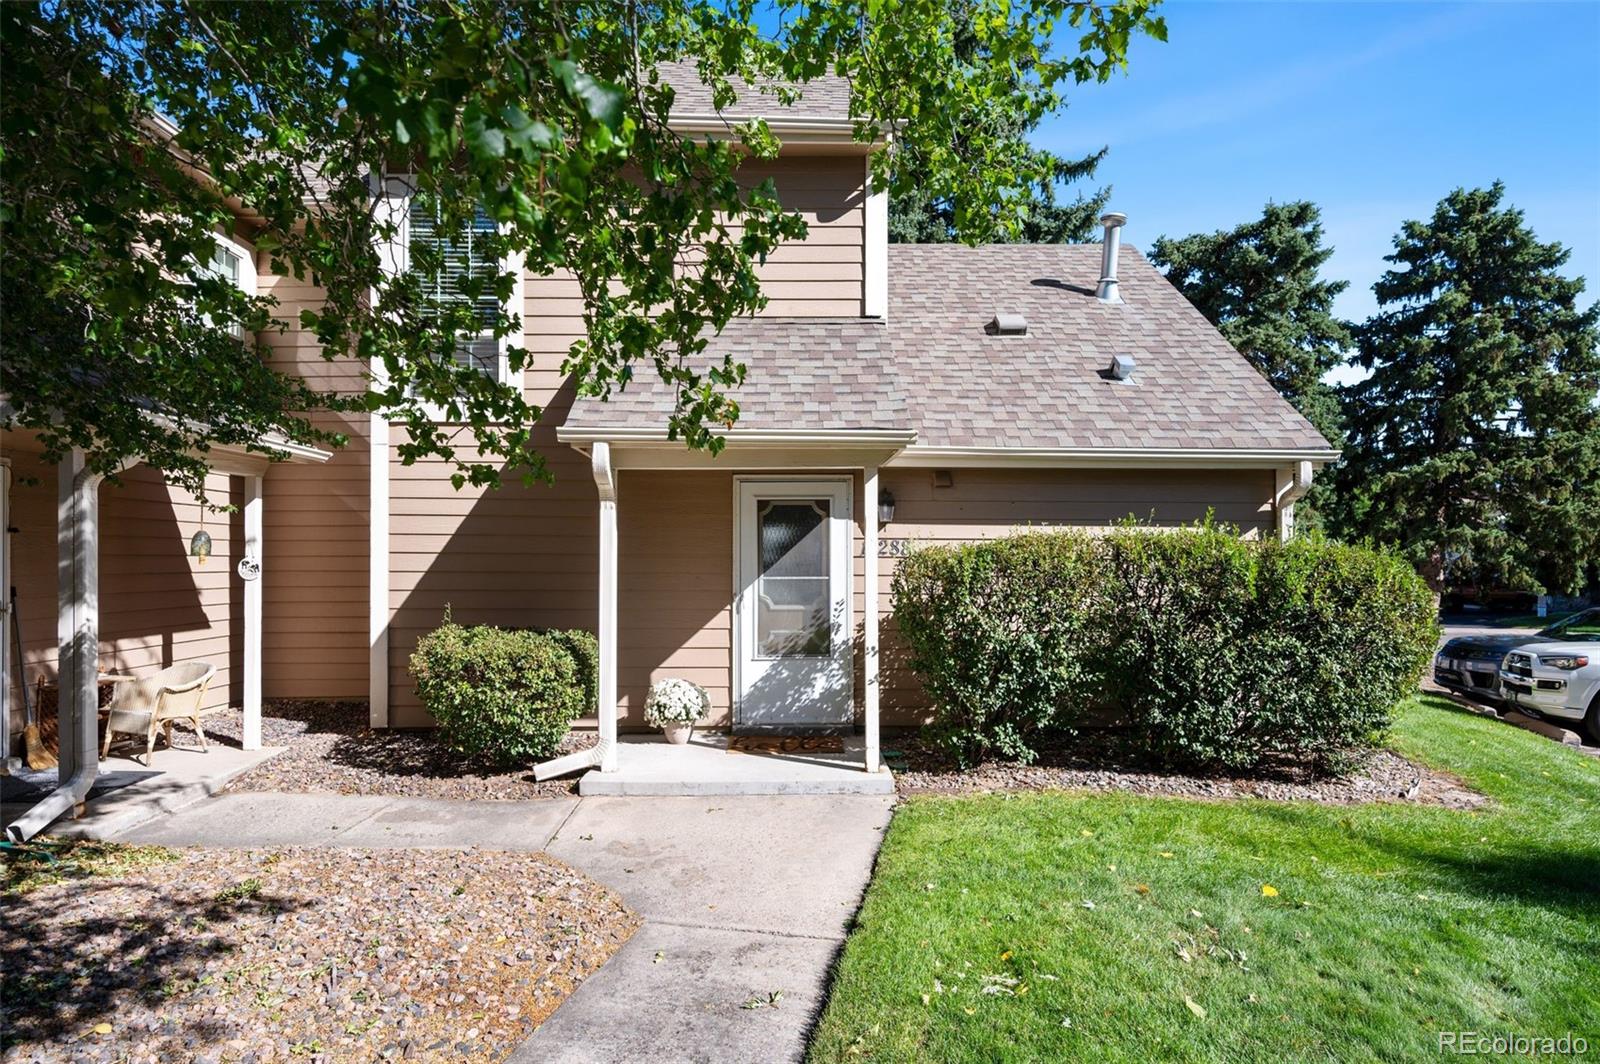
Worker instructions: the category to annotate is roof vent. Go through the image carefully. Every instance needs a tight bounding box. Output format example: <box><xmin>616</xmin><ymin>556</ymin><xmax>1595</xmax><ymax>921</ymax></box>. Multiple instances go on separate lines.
<box><xmin>988</xmin><ymin>312</ymin><xmax>1028</xmax><ymax>336</ymax></box>
<box><xmin>1106</xmin><ymin>353</ymin><xmax>1136</xmax><ymax>382</ymax></box>
<box><xmin>1097</xmin><ymin>211</ymin><xmax>1126</xmax><ymax>304</ymax></box>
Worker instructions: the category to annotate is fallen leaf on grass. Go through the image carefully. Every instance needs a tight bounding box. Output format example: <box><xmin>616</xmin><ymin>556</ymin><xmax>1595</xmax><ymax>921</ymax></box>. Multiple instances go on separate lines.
<box><xmin>1080</xmin><ymin>829</ymin><xmax>1095</xmax><ymax>838</ymax></box>
<box><xmin>1184</xmin><ymin>996</ymin><xmax>1207</xmax><ymax>1019</ymax></box>
<box><xmin>964</xmin><ymin>1007</ymin><xmax>977</xmax><ymax>1016</ymax></box>
<box><xmin>1159</xmin><ymin>852</ymin><xmax>1174</xmax><ymax>859</ymax></box>
<box><xmin>1000</xmin><ymin>950</ymin><xmax>1013</xmax><ymax>962</ymax></box>
<box><xmin>1133</xmin><ymin>884</ymin><xmax>1150</xmax><ymax>896</ymax></box>
<box><xmin>1260</xmin><ymin>885</ymin><xmax>1279</xmax><ymax>897</ymax></box>
<box><xmin>1188</xmin><ymin>908</ymin><xmax>1204</xmax><ymax>918</ymax></box>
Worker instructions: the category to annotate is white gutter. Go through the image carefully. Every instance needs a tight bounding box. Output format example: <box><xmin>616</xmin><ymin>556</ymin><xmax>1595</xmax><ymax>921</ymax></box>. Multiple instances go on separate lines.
<box><xmin>888</xmin><ymin>446</ymin><xmax>1341</xmax><ymax>469</ymax></box>
<box><xmin>667</xmin><ymin>113</ymin><xmax>867</xmax><ymax>136</ymax></box>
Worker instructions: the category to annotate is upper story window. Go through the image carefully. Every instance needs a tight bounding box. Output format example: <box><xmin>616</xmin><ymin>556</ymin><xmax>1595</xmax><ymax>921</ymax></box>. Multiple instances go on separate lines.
<box><xmin>407</xmin><ymin>201</ymin><xmax>505</xmax><ymax>380</ymax></box>
<box><xmin>202</xmin><ymin>232</ymin><xmax>256</xmax><ymax>340</ymax></box>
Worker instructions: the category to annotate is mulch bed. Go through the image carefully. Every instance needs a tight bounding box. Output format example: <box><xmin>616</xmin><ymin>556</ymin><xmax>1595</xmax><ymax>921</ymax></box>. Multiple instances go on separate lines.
<box><xmin>1</xmin><ymin>846</ymin><xmax>639</xmax><ymax>1064</ymax></box>
<box><xmin>891</xmin><ymin>734</ymin><xmax>1487</xmax><ymax>809</ymax></box>
<box><xmin>201</xmin><ymin>701</ymin><xmax>594</xmax><ymax>800</ymax></box>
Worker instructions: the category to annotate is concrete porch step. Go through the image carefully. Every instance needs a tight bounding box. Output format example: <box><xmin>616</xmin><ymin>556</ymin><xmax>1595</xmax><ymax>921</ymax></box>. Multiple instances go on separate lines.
<box><xmin>577</xmin><ymin>734</ymin><xmax>895</xmax><ymax>796</ymax></box>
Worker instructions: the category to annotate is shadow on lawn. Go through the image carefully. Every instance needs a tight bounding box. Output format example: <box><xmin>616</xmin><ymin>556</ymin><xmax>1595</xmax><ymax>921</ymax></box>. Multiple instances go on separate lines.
<box><xmin>1241</xmin><ymin>787</ymin><xmax>1600</xmax><ymax>921</ymax></box>
<box><xmin>0</xmin><ymin>871</ymin><xmax>311</xmax><ymax>1053</ymax></box>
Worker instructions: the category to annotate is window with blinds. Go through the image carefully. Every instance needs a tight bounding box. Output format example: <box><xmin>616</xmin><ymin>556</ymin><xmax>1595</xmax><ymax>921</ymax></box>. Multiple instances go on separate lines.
<box><xmin>408</xmin><ymin>203</ymin><xmax>503</xmax><ymax>379</ymax></box>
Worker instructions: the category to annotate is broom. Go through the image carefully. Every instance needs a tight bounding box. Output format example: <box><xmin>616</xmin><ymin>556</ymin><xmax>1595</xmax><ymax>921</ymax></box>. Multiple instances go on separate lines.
<box><xmin>11</xmin><ymin>586</ymin><xmax>55</xmax><ymax>771</ymax></box>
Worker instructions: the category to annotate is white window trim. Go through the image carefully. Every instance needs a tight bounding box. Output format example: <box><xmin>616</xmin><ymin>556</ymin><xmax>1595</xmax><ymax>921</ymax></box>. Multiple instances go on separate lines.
<box><xmin>213</xmin><ymin>230</ymin><xmax>258</xmax><ymax>300</ymax></box>
<box><xmin>373</xmin><ymin>175</ymin><xmax>525</xmax><ymax>423</ymax></box>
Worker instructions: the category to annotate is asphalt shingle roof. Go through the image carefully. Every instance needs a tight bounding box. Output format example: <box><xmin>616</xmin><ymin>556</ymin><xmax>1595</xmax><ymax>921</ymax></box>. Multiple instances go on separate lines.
<box><xmin>575</xmin><ymin>318</ymin><xmax>904</xmax><ymax>432</ymax></box>
<box><xmin>564</xmin><ymin>243</ymin><xmax>1335</xmax><ymax>454</ymax></box>
<box><xmin>660</xmin><ymin>61</ymin><xmax>854</xmax><ymax>122</ymax></box>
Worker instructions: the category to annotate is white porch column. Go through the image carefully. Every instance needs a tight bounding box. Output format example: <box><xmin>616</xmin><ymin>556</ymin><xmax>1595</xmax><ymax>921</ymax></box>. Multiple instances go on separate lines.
<box><xmin>368</xmin><ymin>412</ymin><xmax>390</xmax><ymax>728</ymax></box>
<box><xmin>862</xmin><ymin>466</ymin><xmax>881</xmax><ymax>773</ymax></box>
<box><xmin>242</xmin><ymin>473</ymin><xmax>264</xmax><ymax>750</ymax></box>
<box><xmin>58</xmin><ymin>450</ymin><xmax>102</xmax><ymax>788</ymax></box>
<box><xmin>592</xmin><ymin>442</ymin><xmax>619</xmax><ymax>772</ymax></box>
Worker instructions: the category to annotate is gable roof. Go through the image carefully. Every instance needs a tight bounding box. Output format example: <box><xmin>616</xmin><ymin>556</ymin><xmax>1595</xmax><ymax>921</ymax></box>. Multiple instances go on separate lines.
<box><xmin>561</xmin><ymin>244</ymin><xmax>1336</xmax><ymax>457</ymax></box>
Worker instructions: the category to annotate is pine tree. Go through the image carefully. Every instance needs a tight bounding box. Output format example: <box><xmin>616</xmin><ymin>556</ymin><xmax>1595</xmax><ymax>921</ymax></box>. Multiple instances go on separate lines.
<box><xmin>1331</xmin><ymin>183</ymin><xmax>1600</xmax><ymax>595</ymax></box>
<box><xmin>1149</xmin><ymin>201</ymin><xmax>1349</xmax><ymax>445</ymax></box>
<box><xmin>890</xmin><ymin>144</ymin><xmax>1110</xmax><ymax>244</ymax></box>
<box><xmin>885</xmin><ymin>0</ymin><xmax>1131</xmax><ymax>245</ymax></box>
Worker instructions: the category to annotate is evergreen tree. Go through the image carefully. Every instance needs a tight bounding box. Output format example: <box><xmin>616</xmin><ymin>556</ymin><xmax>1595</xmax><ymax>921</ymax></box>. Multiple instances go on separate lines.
<box><xmin>890</xmin><ymin>144</ymin><xmax>1111</xmax><ymax>244</ymax></box>
<box><xmin>1149</xmin><ymin>201</ymin><xmax>1349</xmax><ymax>444</ymax></box>
<box><xmin>1330</xmin><ymin>183</ymin><xmax>1600</xmax><ymax>595</ymax></box>
<box><xmin>886</xmin><ymin>0</ymin><xmax>1141</xmax><ymax>245</ymax></box>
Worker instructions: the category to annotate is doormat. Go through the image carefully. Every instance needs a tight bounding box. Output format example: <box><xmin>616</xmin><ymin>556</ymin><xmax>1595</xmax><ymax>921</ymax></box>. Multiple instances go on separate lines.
<box><xmin>728</xmin><ymin>736</ymin><xmax>845</xmax><ymax>755</ymax></box>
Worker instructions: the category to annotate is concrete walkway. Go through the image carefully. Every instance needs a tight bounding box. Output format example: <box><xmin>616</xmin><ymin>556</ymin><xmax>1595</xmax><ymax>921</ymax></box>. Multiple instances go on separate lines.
<box><xmin>112</xmin><ymin>790</ymin><xmax>896</xmax><ymax>1063</ymax></box>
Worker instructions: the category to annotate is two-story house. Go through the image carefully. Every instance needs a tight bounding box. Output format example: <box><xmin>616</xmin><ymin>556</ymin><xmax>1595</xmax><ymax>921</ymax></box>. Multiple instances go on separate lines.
<box><xmin>1</xmin><ymin>68</ymin><xmax>1335</xmax><ymax>804</ymax></box>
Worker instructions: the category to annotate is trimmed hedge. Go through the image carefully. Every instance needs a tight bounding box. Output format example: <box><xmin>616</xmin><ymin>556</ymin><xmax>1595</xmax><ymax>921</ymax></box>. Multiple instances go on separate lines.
<box><xmin>892</xmin><ymin>527</ymin><xmax>1438</xmax><ymax>771</ymax></box>
<box><xmin>410</xmin><ymin>610</ymin><xmax>588</xmax><ymax>767</ymax></box>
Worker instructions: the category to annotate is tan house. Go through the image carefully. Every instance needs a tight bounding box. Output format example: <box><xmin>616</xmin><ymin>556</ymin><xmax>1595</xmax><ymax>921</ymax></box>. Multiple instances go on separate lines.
<box><xmin>1</xmin><ymin>72</ymin><xmax>1335</xmax><ymax>800</ymax></box>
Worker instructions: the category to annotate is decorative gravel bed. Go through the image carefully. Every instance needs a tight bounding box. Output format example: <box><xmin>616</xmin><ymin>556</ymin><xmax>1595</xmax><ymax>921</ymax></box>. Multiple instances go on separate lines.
<box><xmin>892</xmin><ymin>734</ymin><xmax>1487</xmax><ymax>809</ymax></box>
<box><xmin>1</xmin><ymin>844</ymin><xmax>639</xmax><ymax>1064</ymax></box>
<box><xmin>201</xmin><ymin>701</ymin><xmax>594</xmax><ymax>800</ymax></box>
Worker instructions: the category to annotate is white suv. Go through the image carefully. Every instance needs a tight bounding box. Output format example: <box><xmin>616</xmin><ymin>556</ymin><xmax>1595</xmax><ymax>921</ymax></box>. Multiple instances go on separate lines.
<box><xmin>1499</xmin><ymin>611</ymin><xmax>1600</xmax><ymax>742</ymax></box>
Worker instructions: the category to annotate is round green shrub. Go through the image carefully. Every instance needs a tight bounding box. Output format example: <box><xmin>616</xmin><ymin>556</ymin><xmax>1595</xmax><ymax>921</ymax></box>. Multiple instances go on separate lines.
<box><xmin>891</xmin><ymin>527</ymin><xmax>1439</xmax><ymax>772</ymax></box>
<box><xmin>544</xmin><ymin>628</ymin><xmax>599</xmax><ymax>715</ymax></box>
<box><xmin>891</xmin><ymin>531</ymin><xmax>1109</xmax><ymax>765</ymax></box>
<box><xmin>410</xmin><ymin>611</ymin><xmax>584</xmax><ymax>767</ymax></box>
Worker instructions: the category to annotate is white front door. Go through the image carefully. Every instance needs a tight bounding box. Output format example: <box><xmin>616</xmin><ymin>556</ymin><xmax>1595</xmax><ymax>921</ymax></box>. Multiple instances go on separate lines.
<box><xmin>734</xmin><ymin>478</ymin><xmax>853</xmax><ymax>729</ymax></box>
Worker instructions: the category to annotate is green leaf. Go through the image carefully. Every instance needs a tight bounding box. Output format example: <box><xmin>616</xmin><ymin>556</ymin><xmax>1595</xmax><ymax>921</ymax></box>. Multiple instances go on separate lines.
<box><xmin>549</xmin><ymin>58</ymin><xmax>624</xmax><ymax>131</ymax></box>
<box><xmin>500</xmin><ymin>104</ymin><xmax>559</xmax><ymax>153</ymax></box>
<box><xmin>462</xmin><ymin>102</ymin><xmax>506</xmax><ymax>159</ymax></box>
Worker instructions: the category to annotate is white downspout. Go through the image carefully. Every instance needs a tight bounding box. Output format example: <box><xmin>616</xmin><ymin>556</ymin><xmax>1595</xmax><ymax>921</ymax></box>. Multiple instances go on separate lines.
<box><xmin>533</xmin><ymin>441</ymin><xmax>616</xmax><ymax>782</ymax></box>
<box><xmin>8</xmin><ymin>450</ymin><xmax>105</xmax><ymax>841</ymax></box>
<box><xmin>242</xmin><ymin>473</ymin><xmax>264</xmax><ymax>749</ymax></box>
<box><xmin>1274</xmin><ymin>460</ymin><xmax>1314</xmax><ymax>542</ymax></box>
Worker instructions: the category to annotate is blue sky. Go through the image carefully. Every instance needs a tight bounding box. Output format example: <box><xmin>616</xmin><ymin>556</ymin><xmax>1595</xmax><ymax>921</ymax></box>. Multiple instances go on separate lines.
<box><xmin>1036</xmin><ymin>0</ymin><xmax>1600</xmax><ymax>351</ymax></box>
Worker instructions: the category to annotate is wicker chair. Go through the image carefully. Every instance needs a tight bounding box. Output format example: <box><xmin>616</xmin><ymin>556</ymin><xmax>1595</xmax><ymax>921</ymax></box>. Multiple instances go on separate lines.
<box><xmin>100</xmin><ymin>662</ymin><xmax>218</xmax><ymax>766</ymax></box>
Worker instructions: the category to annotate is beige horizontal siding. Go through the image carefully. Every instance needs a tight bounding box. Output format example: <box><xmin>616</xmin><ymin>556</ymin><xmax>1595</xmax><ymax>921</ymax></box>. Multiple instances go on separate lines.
<box><xmin>616</xmin><ymin>471</ymin><xmax>732</xmax><ymax>728</ymax></box>
<box><xmin>3</xmin><ymin>442</ymin><xmax>241</xmax><ymax>728</ymax></box>
<box><xmin>385</xmin><ymin>433</ymin><xmax>598</xmax><ymax>727</ymax></box>
<box><xmin>256</xmin><ymin>266</ymin><xmax>370</xmax><ymax>700</ymax></box>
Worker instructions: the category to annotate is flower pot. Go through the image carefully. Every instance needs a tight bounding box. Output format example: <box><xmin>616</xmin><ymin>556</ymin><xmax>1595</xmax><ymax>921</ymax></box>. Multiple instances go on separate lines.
<box><xmin>661</xmin><ymin>722</ymin><xmax>694</xmax><ymax>746</ymax></box>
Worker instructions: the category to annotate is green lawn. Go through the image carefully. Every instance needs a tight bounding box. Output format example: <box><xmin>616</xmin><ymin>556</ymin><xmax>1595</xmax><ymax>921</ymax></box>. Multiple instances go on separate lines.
<box><xmin>810</xmin><ymin>696</ymin><xmax>1600</xmax><ymax>1062</ymax></box>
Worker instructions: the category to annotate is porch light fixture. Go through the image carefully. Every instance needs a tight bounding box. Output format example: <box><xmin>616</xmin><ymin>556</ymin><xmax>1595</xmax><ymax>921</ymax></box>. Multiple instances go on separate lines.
<box><xmin>189</xmin><ymin>498</ymin><xmax>211</xmax><ymax>566</ymax></box>
<box><xmin>877</xmin><ymin>489</ymin><xmax>895</xmax><ymax>526</ymax></box>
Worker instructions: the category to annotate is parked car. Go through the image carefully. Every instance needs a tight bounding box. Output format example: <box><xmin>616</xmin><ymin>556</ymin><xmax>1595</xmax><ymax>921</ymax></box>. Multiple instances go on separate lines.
<box><xmin>1499</xmin><ymin>621</ymin><xmax>1600</xmax><ymax>742</ymax></box>
<box><xmin>1434</xmin><ymin>607</ymin><xmax>1600</xmax><ymax>702</ymax></box>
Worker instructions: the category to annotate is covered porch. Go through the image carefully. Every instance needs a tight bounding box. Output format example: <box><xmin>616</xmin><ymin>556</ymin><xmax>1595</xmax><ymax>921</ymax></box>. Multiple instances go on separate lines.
<box><xmin>538</xmin><ymin>427</ymin><xmax>913</xmax><ymax>794</ymax></box>
<box><xmin>2</xmin><ymin>432</ymin><xmax>330</xmax><ymax>841</ymax></box>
